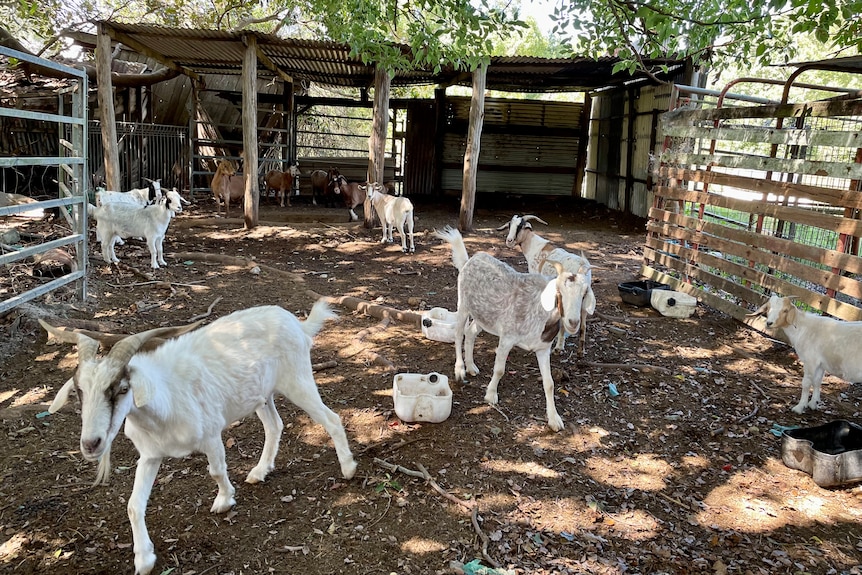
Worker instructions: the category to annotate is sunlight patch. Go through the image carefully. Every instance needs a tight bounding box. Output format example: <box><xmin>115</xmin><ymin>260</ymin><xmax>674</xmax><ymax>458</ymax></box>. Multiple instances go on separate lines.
<box><xmin>481</xmin><ymin>458</ymin><xmax>560</xmax><ymax>479</ymax></box>
<box><xmin>584</xmin><ymin>453</ymin><xmax>671</xmax><ymax>490</ymax></box>
<box><xmin>401</xmin><ymin>536</ymin><xmax>447</xmax><ymax>554</ymax></box>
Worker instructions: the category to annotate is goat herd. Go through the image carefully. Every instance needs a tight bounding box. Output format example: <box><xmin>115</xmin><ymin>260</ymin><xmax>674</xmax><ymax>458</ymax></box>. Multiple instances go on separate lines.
<box><xmin>44</xmin><ymin>172</ymin><xmax>849</xmax><ymax>573</ymax></box>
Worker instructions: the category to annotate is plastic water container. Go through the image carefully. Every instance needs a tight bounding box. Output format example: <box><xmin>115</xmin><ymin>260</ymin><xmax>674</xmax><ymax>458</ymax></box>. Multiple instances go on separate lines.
<box><xmin>650</xmin><ymin>289</ymin><xmax>697</xmax><ymax>318</ymax></box>
<box><xmin>420</xmin><ymin>307</ymin><xmax>458</xmax><ymax>343</ymax></box>
<box><xmin>392</xmin><ymin>372</ymin><xmax>452</xmax><ymax>423</ymax></box>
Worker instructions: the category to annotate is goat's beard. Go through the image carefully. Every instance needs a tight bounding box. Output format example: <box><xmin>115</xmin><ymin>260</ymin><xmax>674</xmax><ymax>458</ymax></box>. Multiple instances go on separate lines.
<box><xmin>93</xmin><ymin>443</ymin><xmax>113</xmax><ymax>486</ymax></box>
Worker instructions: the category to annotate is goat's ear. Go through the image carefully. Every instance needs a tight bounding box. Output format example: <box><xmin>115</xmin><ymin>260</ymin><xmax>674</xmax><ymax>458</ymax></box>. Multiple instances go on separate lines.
<box><xmin>129</xmin><ymin>373</ymin><xmax>154</xmax><ymax>408</ymax></box>
<box><xmin>583</xmin><ymin>287</ymin><xmax>597</xmax><ymax>315</ymax></box>
<box><xmin>48</xmin><ymin>377</ymin><xmax>76</xmax><ymax>414</ymax></box>
<box><xmin>540</xmin><ymin>279</ymin><xmax>558</xmax><ymax>312</ymax></box>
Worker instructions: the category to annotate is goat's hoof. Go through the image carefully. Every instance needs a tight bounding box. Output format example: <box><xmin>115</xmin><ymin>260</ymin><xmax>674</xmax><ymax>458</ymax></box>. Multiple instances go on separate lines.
<box><xmin>210</xmin><ymin>496</ymin><xmax>236</xmax><ymax>514</ymax></box>
<box><xmin>245</xmin><ymin>465</ymin><xmax>272</xmax><ymax>484</ymax></box>
<box><xmin>134</xmin><ymin>549</ymin><xmax>157</xmax><ymax>575</ymax></box>
<box><xmin>791</xmin><ymin>404</ymin><xmax>806</xmax><ymax>414</ymax></box>
<box><xmin>484</xmin><ymin>393</ymin><xmax>499</xmax><ymax>405</ymax></box>
<box><xmin>548</xmin><ymin>416</ymin><xmax>565</xmax><ymax>432</ymax></box>
<box><xmin>341</xmin><ymin>458</ymin><xmax>358</xmax><ymax>480</ymax></box>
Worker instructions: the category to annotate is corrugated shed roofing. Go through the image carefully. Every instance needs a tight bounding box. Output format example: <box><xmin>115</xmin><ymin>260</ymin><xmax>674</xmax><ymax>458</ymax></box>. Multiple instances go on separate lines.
<box><xmin>69</xmin><ymin>22</ymin><xmax>687</xmax><ymax>93</ymax></box>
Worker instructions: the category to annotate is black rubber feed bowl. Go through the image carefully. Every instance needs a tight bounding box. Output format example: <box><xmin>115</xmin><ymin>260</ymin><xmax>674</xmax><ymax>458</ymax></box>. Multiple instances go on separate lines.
<box><xmin>782</xmin><ymin>420</ymin><xmax>862</xmax><ymax>487</ymax></box>
<box><xmin>618</xmin><ymin>280</ymin><xmax>670</xmax><ymax>307</ymax></box>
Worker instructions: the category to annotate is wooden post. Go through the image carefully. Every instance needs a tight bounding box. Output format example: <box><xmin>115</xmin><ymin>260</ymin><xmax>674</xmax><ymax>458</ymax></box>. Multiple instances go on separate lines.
<box><xmin>367</xmin><ymin>67</ymin><xmax>391</xmax><ymax>227</ymax></box>
<box><xmin>241</xmin><ymin>34</ymin><xmax>259</xmax><ymax>229</ymax></box>
<box><xmin>96</xmin><ymin>23</ymin><xmax>120</xmax><ymax>192</ymax></box>
<box><xmin>459</xmin><ymin>63</ymin><xmax>486</xmax><ymax>232</ymax></box>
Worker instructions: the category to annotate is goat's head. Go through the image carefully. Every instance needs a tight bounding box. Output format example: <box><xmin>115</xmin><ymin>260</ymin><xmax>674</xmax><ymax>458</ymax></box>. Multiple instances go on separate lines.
<box><xmin>164</xmin><ymin>188</ymin><xmax>185</xmax><ymax>214</ymax></box>
<box><xmin>746</xmin><ymin>294</ymin><xmax>797</xmax><ymax>329</ymax></box>
<box><xmin>497</xmin><ymin>214</ymin><xmax>549</xmax><ymax>248</ymax></box>
<box><xmin>40</xmin><ymin>320</ymin><xmax>200</xmax><ymax>483</ymax></box>
<box><xmin>364</xmin><ymin>182</ymin><xmax>386</xmax><ymax>201</ymax></box>
<box><xmin>289</xmin><ymin>163</ymin><xmax>301</xmax><ymax>177</ymax></box>
<box><xmin>545</xmin><ymin>260</ymin><xmax>594</xmax><ymax>337</ymax></box>
<box><xmin>144</xmin><ymin>179</ymin><xmax>163</xmax><ymax>204</ymax></box>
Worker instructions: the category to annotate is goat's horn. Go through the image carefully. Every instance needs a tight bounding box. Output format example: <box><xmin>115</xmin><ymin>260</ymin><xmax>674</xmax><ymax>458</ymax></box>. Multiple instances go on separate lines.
<box><xmin>745</xmin><ymin>301</ymin><xmax>769</xmax><ymax>317</ymax></box>
<box><xmin>522</xmin><ymin>215</ymin><xmax>549</xmax><ymax>226</ymax></box>
<box><xmin>107</xmin><ymin>321</ymin><xmax>203</xmax><ymax>366</ymax></box>
<box><xmin>495</xmin><ymin>222</ymin><xmax>510</xmax><ymax>231</ymax></box>
<box><xmin>551</xmin><ymin>261</ymin><xmax>565</xmax><ymax>277</ymax></box>
<box><xmin>40</xmin><ymin>320</ymin><xmax>100</xmax><ymax>362</ymax></box>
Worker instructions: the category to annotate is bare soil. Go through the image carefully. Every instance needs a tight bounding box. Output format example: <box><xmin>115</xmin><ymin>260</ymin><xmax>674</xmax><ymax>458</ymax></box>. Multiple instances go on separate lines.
<box><xmin>1</xmin><ymin>195</ymin><xmax>861</xmax><ymax>575</ymax></box>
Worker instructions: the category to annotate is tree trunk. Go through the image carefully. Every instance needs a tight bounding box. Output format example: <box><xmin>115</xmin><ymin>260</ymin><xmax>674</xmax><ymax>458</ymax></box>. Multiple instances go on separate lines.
<box><xmin>367</xmin><ymin>67</ymin><xmax>391</xmax><ymax>227</ymax></box>
<box><xmin>241</xmin><ymin>34</ymin><xmax>259</xmax><ymax>229</ymax></box>
<box><xmin>96</xmin><ymin>23</ymin><xmax>120</xmax><ymax>192</ymax></box>
<box><xmin>459</xmin><ymin>64</ymin><xmax>486</xmax><ymax>232</ymax></box>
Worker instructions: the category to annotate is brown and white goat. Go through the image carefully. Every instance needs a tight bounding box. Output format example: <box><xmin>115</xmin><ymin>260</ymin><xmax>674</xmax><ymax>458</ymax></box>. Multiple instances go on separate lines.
<box><xmin>264</xmin><ymin>163</ymin><xmax>300</xmax><ymax>207</ymax></box>
<box><xmin>211</xmin><ymin>160</ymin><xmax>245</xmax><ymax>217</ymax></box>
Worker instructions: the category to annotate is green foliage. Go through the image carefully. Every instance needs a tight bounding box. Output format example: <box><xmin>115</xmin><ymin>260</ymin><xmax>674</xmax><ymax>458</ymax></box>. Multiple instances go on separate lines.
<box><xmin>551</xmin><ymin>0</ymin><xmax>861</xmax><ymax>77</ymax></box>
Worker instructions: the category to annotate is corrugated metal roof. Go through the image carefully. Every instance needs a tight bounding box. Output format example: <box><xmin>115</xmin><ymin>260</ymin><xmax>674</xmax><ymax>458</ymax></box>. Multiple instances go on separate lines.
<box><xmin>69</xmin><ymin>22</ymin><xmax>687</xmax><ymax>93</ymax></box>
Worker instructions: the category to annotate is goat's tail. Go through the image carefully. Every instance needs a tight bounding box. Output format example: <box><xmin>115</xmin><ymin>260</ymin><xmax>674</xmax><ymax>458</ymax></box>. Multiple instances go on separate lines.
<box><xmin>302</xmin><ymin>299</ymin><xmax>338</xmax><ymax>338</ymax></box>
<box><xmin>433</xmin><ymin>225</ymin><xmax>469</xmax><ymax>271</ymax></box>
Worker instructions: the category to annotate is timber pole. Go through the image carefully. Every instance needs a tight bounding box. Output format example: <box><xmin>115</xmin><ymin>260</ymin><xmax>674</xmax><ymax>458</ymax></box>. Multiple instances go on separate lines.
<box><xmin>241</xmin><ymin>33</ymin><xmax>260</xmax><ymax>229</ymax></box>
<box><xmin>367</xmin><ymin>66</ymin><xmax>392</xmax><ymax>227</ymax></box>
<box><xmin>96</xmin><ymin>23</ymin><xmax>120</xmax><ymax>191</ymax></box>
<box><xmin>460</xmin><ymin>63</ymin><xmax>486</xmax><ymax>232</ymax></box>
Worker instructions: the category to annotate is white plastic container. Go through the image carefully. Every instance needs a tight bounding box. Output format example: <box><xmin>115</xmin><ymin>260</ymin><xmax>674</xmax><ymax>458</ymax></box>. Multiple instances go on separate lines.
<box><xmin>650</xmin><ymin>289</ymin><xmax>697</xmax><ymax>318</ymax></box>
<box><xmin>420</xmin><ymin>307</ymin><xmax>458</xmax><ymax>343</ymax></box>
<box><xmin>392</xmin><ymin>372</ymin><xmax>452</xmax><ymax>423</ymax></box>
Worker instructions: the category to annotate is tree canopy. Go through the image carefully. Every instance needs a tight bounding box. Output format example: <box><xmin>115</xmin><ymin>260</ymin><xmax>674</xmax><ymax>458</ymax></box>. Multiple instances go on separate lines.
<box><xmin>4</xmin><ymin>0</ymin><xmax>860</xmax><ymax>80</ymax></box>
<box><xmin>549</xmin><ymin>0</ymin><xmax>861</xmax><ymax>76</ymax></box>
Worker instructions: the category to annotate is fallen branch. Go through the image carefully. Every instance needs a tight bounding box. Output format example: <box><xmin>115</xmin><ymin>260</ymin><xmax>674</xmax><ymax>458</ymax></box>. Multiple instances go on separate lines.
<box><xmin>321</xmin><ymin>294</ymin><xmax>423</xmax><ymax>328</ymax></box>
<box><xmin>117</xmin><ymin>261</ymin><xmax>155</xmax><ymax>282</ymax></box>
<box><xmin>579</xmin><ymin>361</ymin><xmax>671</xmax><ymax>374</ymax></box>
<box><xmin>189</xmin><ymin>296</ymin><xmax>223</xmax><ymax>322</ymax></box>
<box><xmin>471</xmin><ymin>506</ymin><xmax>501</xmax><ymax>569</ymax></box>
<box><xmin>311</xmin><ymin>360</ymin><xmax>337</xmax><ymax>372</ymax></box>
<box><xmin>736</xmin><ymin>405</ymin><xmax>759</xmax><ymax>424</ymax></box>
<box><xmin>373</xmin><ymin>458</ymin><xmax>476</xmax><ymax>511</ymax></box>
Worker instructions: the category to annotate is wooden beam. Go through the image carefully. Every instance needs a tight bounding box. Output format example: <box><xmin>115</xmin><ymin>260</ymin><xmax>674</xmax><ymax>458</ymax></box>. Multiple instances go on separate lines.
<box><xmin>255</xmin><ymin>44</ymin><xmax>293</xmax><ymax>84</ymax></box>
<box><xmin>96</xmin><ymin>23</ymin><xmax>120</xmax><ymax>191</ymax></box>
<box><xmin>459</xmin><ymin>63</ymin><xmax>486</xmax><ymax>232</ymax></box>
<box><xmin>241</xmin><ymin>33</ymin><xmax>260</xmax><ymax>229</ymax></box>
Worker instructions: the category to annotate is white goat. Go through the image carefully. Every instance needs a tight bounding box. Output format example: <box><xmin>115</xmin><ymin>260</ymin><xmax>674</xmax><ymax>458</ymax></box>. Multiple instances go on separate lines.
<box><xmin>748</xmin><ymin>294</ymin><xmax>862</xmax><ymax>414</ymax></box>
<box><xmin>498</xmin><ymin>214</ymin><xmax>596</xmax><ymax>356</ymax></box>
<box><xmin>365</xmin><ymin>182</ymin><xmax>415</xmax><ymax>253</ymax></box>
<box><xmin>89</xmin><ymin>191</ymin><xmax>183</xmax><ymax>269</ymax></box>
<box><xmin>434</xmin><ymin>226</ymin><xmax>592</xmax><ymax>432</ymax></box>
<box><xmin>96</xmin><ymin>180</ymin><xmax>163</xmax><ymax>208</ymax></box>
<box><xmin>41</xmin><ymin>300</ymin><xmax>357</xmax><ymax>575</ymax></box>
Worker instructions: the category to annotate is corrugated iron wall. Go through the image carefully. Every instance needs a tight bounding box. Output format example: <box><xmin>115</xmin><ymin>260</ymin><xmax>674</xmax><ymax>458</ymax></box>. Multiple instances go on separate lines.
<box><xmin>439</xmin><ymin>97</ymin><xmax>584</xmax><ymax>196</ymax></box>
<box><xmin>404</xmin><ymin>100</ymin><xmax>437</xmax><ymax>196</ymax></box>
<box><xmin>585</xmin><ymin>76</ymin><xmax>683</xmax><ymax>216</ymax></box>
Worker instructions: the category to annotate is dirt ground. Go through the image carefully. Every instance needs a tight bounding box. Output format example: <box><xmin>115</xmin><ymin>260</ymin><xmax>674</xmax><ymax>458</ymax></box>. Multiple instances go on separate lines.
<box><xmin>1</xmin><ymin>193</ymin><xmax>861</xmax><ymax>575</ymax></box>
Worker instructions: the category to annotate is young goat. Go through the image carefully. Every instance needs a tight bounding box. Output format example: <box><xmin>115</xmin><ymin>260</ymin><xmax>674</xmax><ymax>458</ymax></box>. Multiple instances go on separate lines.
<box><xmin>89</xmin><ymin>191</ymin><xmax>183</xmax><ymax>269</ymax></box>
<box><xmin>748</xmin><ymin>294</ymin><xmax>862</xmax><ymax>414</ymax></box>
<box><xmin>96</xmin><ymin>180</ymin><xmax>163</xmax><ymax>208</ymax></box>
<box><xmin>211</xmin><ymin>160</ymin><xmax>245</xmax><ymax>217</ymax></box>
<box><xmin>434</xmin><ymin>226</ymin><xmax>592</xmax><ymax>432</ymax></box>
<box><xmin>264</xmin><ymin>163</ymin><xmax>300</xmax><ymax>207</ymax></box>
<box><xmin>41</xmin><ymin>300</ymin><xmax>357</xmax><ymax>575</ymax></box>
<box><xmin>331</xmin><ymin>174</ymin><xmax>368</xmax><ymax>221</ymax></box>
<box><xmin>498</xmin><ymin>214</ymin><xmax>596</xmax><ymax>356</ymax></box>
<box><xmin>365</xmin><ymin>182</ymin><xmax>415</xmax><ymax>253</ymax></box>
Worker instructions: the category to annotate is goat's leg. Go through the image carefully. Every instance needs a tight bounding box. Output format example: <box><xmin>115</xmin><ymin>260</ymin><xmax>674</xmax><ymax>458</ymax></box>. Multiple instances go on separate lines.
<box><xmin>246</xmin><ymin>396</ymin><xmax>284</xmax><ymax>484</ymax></box>
<box><xmin>793</xmin><ymin>366</ymin><xmax>825</xmax><ymax>413</ymax></box>
<box><xmin>146</xmin><ymin>235</ymin><xmax>160</xmax><ymax>269</ymax></box>
<box><xmin>406</xmin><ymin>213</ymin><xmax>415</xmax><ymax>253</ymax></box>
<box><xmin>202</xmin><ymin>437</ymin><xmax>236</xmax><ymax>513</ymax></box>
<box><xmin>128</xmin><ymin>455</ymin><xmax>162</xmax><ymax>575</ymax></box>
<box><xmin>578</xmin><ymin>308</ymin><xmax>588</xmax><ymax>358</ymax></box>
<box><xmin>281</xmin><ymin>371</ymin><xmax>357</xmax><ymax>480</ymax></box>
<box><xmin>553</xmin><ymin>326</ymin><xmax>567</xmax><ymax>352</ymax></box>
<box><xmin>101</xmin><ymin>236</ymin><xmax>116</xmax><ymax>264</ymax></box>
<box><xmin>808</xmin><ymin>367</ymin><xmax>826</xmax><ymax>411</ymax></box>
<box><xmin>463</xmin><ymin>319</ymin><xmax>481</xmax><ymax>377</ymax></box>
<box><xmin>454</xmin><ymin>311</ymin><xmax>469</xmax><ymax>382</ymax></box>
<box><xmin>536</xmin><ymin>347</ymin><xmax>564</xmax><ymax>431</ymax></box>
<box><xmin>484</xmin><ymin>339</ymin><xmax>515</xmax><ymax>406</ymax></box>
<box><xmin>349</xmin><ymin>208</ymin><xmax>358</xmax><ymax>222</ymax></box>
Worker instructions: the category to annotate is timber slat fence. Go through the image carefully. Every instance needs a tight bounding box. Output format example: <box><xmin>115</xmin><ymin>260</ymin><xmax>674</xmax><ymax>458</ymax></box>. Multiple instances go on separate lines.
<box><xmin>646</xmin><ymin>94</ymin><xmax>862</xmax><ymax>330</ymax></box>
